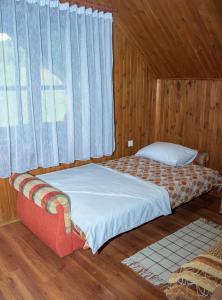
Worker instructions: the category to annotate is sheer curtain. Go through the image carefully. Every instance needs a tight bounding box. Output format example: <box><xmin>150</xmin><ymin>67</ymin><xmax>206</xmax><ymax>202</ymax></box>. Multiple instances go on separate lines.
<box><xmin>0</xmin><ymin>0</ymin><xmax>114</xmax><ymax>178</ymax></box>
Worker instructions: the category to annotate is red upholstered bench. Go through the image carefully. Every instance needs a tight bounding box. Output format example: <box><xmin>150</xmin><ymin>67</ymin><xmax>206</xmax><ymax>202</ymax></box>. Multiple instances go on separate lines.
<box><xmin>10</xmin><ymin>173</ymin><xmax>85</xmax><ymax>257</ymax></box>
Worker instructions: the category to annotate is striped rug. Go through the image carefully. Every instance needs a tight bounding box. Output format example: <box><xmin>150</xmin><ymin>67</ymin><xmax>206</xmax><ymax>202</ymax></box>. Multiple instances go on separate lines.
<box><xmin>122</xmin><ymin>218</ymin><xmax>222</xmax><ymax>286</ymax></box>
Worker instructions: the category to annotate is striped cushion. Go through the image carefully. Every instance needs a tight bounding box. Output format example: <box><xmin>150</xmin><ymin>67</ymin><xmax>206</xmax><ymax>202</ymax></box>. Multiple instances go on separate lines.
<box><xmin>192</xmin><ymin>151</ymin><xmax>209</xmax><ymax>167</ymax></box>
<box><xmin>10</xmin><ymin>173</ymin><xmax>71</xmax><ymax>233</ymax></box>
<box><xmin>165</xmin><ymin>240</ymin><xmax>222</xmax><ymax>300</ymax></box>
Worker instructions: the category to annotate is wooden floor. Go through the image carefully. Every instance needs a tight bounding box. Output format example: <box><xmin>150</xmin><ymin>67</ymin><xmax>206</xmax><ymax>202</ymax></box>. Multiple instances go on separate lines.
<box><xmin>0</xmin><ymin>194</ymin><xmax>221</xmax><ymax>300</ymax></box>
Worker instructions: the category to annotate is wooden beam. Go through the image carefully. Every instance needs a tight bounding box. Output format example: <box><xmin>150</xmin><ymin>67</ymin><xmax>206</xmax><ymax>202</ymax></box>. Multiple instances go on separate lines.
<box><xmin>60</xmin><ymin>0</ymin><xmax>117</xmax><ymax>13</ymax></box>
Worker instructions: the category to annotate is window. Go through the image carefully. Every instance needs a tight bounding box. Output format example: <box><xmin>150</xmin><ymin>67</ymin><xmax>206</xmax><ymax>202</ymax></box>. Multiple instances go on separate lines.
<box><xmin>0</xmin><ymin>0</ymin><xmax>114</xmax><ymax>178</ymax></box>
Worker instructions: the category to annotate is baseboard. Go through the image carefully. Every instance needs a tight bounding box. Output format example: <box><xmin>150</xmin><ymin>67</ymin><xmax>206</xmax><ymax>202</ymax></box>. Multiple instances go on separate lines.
<box><xmin>0</xmin><ymin>218</ymin><xmax>20</xmax><ymax>228</ymax></box>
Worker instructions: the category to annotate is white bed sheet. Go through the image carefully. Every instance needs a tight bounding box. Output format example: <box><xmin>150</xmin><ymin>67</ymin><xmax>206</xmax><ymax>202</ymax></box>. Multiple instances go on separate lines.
<box><xmin>39</xmin><ymin>164</ymin><xmax>171</xmax><ymax>253</ymax></box>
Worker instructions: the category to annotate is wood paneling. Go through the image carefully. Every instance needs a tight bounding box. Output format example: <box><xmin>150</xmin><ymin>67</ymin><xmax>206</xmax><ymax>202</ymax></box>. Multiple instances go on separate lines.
<box><xmin>0</xmin><ymin>194</ymin><xmax>221</xmax><ymax>299</ymax></box>
<box><xmin>2</xmin><ymin>0</ymin><xmax>222</xmax><ymax>224</ymax></box>
<box><xmin>90</xmin><ymin>0</ymin><xmax>222</xmax><ymax>78</ymax></box>
<box><xmin>0</xmin><ymin>20</ymin><xmax>156</xmax><ymax>225</ymax></box>
<box><xmin>155</xmin><ymin>79</ymin><xmax>222</xmax><ymax>170</ymax></box>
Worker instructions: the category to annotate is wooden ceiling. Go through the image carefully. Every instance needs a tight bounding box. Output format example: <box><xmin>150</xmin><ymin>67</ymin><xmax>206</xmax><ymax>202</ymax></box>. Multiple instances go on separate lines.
<box><xmin>64</xmin><ymin>0</ymin><xmax>222</xmax><ymax>78</ymax></box>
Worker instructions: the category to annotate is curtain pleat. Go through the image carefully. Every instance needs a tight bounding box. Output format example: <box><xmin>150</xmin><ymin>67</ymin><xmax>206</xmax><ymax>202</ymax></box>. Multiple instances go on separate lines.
<box><xmin>0</xmin><ymin>0</ymin><xmax>114</xmax><ymax>178</ymax></box>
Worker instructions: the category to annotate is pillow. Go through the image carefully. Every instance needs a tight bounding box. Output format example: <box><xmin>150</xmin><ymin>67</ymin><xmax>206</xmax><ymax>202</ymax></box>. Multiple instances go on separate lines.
<box><xmin>135</xmin><ymin>142</ymin><xmax>198</xmax><ymax>167</ymax></box>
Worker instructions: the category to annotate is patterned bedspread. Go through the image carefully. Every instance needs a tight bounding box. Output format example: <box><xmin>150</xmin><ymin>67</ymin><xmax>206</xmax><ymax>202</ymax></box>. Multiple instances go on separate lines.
<box><xmin>100</xmin><ymin>156</ymin><xmax>222</xmax><ymax>209</ymax></box>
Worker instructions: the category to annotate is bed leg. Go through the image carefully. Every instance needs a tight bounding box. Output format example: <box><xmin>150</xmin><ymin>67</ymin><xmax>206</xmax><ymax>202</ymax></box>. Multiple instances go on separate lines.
<box><xmin>217</xmin><ymin>189</ymin><xmax>222</xmax><ymax>214</ymax></box>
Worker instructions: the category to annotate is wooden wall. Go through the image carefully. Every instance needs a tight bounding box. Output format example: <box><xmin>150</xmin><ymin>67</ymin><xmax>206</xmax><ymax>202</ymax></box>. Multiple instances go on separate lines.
<box><xmin>155</xmin><ymin>79</ymin><xmax>222</xmax><ymax>170</ymax></box>
<box><xmin>1</xmin><ymin>1</ymin><xmax>222</xmax><ymax>225</ymax></box>
<box><xmin>0</xmin><ymin>22</ymin><xmax>156</xmax><ymax>225</ymax></box>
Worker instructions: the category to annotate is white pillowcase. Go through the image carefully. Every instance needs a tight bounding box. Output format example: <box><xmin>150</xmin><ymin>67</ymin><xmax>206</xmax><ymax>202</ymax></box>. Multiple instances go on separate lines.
<box><xmin>135</xmin><ymin>142</ymin><xmax>198</xmax><ymax>167</ymax></box>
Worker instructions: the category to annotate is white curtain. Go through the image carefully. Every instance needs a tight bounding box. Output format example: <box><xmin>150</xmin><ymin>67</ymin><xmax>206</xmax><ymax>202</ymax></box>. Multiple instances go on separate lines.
<box><xmin>0</xmin><ymin>0</ymin><xmax>114</xmax><ymax>178</ymax></box>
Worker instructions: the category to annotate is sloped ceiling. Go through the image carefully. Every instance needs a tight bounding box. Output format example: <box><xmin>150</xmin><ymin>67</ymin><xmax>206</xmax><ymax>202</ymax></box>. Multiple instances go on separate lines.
<box><xmin>64</xmin><ymin>0</ymin><xmax>222</xmax><ymax>78</ymax></box>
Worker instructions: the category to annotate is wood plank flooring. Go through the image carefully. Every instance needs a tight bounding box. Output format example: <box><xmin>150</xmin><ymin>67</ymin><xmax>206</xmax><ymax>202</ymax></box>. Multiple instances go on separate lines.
<box><xmin>0</xmin><ymin>193</ymin><xmax>221</xmax><ymax>300</ymax></box>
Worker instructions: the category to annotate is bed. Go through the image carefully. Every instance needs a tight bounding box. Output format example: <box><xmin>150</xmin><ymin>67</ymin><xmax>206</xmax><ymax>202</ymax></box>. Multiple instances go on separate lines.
<box><xmin>10</xmin><ymin>152</ymin><xmax>222</xmax><ymax>257</ymax></box>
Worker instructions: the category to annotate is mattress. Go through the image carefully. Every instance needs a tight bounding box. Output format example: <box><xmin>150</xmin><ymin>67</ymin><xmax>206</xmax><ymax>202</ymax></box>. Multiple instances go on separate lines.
<box><xmin>40</xmin><ymin>155</ymin><xmax>221</xmax><ymax>251</ymax></box>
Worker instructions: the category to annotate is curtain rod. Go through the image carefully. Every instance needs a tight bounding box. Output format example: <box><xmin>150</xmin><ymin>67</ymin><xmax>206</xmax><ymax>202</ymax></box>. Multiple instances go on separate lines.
<box><xmin>60</xmin><ymin>1</ymin><xmax>117</xmax><ymax>13</ymax></box>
